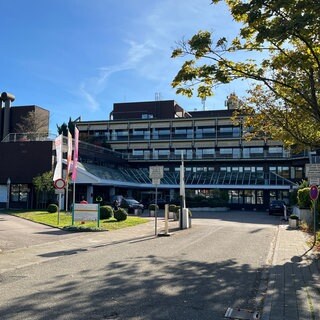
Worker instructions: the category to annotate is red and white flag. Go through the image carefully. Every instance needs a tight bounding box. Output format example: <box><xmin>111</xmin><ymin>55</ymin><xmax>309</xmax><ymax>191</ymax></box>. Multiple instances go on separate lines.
<box><xmin>71</xmin><ymin>127</ymin><xmax>79</xmax><ymax>181</ymax></box>
<box><xmin>66</xmin><ymin>129</ymin><xmax>73</xmax><ymax>181</ymax></box>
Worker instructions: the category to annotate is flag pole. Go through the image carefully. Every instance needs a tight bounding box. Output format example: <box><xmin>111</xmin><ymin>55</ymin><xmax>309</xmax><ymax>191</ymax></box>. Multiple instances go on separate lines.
<box><xmin>71</xmin><ymin>126</ymin><xmax>79</xmax><ymax>209</ymax></box>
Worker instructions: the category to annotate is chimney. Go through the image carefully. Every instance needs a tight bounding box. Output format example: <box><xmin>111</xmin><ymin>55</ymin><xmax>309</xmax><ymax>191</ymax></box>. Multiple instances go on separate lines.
<box><xmin>1</xmin><ymin>92</ymin><xmax>15</xmax><ymax>141</ymax></box>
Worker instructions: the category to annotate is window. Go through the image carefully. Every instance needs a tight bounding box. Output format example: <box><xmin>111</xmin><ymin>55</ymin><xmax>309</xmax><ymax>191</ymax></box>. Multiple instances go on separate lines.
<box><xmin>142</xmin><ymin>113</ymin><xmax>154</xmax><ymax>119</ymax></box>
<box><xmin>173</xmin><ymin>127</ymin><xmax>193</xmax><ymax>139</ymax></box>
<box><xmin>243</xmin><ymin>147</ymin><xmax>263</xmax><ymax>158</ymax></box>
<box><xmin>131</xmin><ymin>129</ymin><xmax>150</xmax><ymax>140</ymax></box>
<box><xmin>111</xmin><ymin>130</ymin><xmax>128</xmax><ymax>141</ymax></box>
<box><xmin>132</xmin><ymin>150</ymin><xmax>144</xmax><ymax>159</ymax></box>
<box><xmin>294</xmin><ymin>167</ymin><xmax>303</xmax><ymax>179</ymax></box>
<box><xmin>11</xmin><ymin>184</ymin><xmax>28</xmax><ymax>203</ymax></box>
<box><xmin>195</xmin><ymin>127</ymin><xmax>215</xmax><ymax>138</ymax></box>
<box><xmin>152</xmin><ymin>128</ymin><xmax>170</xmax><ymax>139</ymax></box>
<box><xmin>196</xmin><ymin>148</ymin><xmax>215</xmax><ymax>159</ymax></box>
<box><xmin>218</xmin><ymin>126</ymin><xmax>240</xmax><ymax>137</ymax></box>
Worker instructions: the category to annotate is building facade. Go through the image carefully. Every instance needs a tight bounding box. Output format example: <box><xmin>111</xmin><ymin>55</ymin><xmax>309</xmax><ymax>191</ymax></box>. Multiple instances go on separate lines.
<box><xmin>76</xmin><ymin>96</ymin><xmax>308</xmax><ymax>210</ymax></box>
<box><xmin>0</xmin><ymin>92</ymin><xmax>52</xmax><ymax>209</ymax></box>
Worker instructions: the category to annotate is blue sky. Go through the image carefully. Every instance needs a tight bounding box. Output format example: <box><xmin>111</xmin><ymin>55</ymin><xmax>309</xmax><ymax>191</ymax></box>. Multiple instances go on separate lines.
<box><xmin>1</xmin><ymin>0</ymin><xmax>249</xmax><ymax>133</ymax></box>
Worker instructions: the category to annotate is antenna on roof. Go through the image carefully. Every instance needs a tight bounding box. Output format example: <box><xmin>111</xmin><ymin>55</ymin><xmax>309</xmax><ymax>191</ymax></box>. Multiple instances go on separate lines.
<box><xmin>201</xmin><ymin>97</ymin><xmax>206</xmax><ymax>110</ymax></box>
<box><xmin>155</xmin><ymin>92</ymin><xmax>162</xmax><ymax>101</ymax></box>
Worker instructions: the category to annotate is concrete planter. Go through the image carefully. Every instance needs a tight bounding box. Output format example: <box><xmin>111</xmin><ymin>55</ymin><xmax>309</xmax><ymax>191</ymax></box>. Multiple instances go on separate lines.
<box><xmin>149</xmin><ymin>210</ymin><xmax>155</xmax><ymax>217</ymax></box>
<box><xmin>289</xmin><ymin>218</ymin><xmax>298</xmax><ymax>229</ymax></box>
<box><xmin>168</xmin><ymin>211</ymin><xmax>174</xmax><ymax>219</ymax></box>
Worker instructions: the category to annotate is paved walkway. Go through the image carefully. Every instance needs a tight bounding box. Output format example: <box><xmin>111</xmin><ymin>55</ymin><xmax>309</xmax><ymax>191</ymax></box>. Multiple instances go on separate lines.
<box><xmin>261</xmin><ymin>223</ymin><xmax>320</xmax><ymax>320</ymax></box>
<box><xmin>0</xmin><ymin>216</ymin><xmax>177</xmax><ymax>274</ymax></box>
<box><xmin>1</xmin><ymin>213</ymin><xmax>319</xmax><ymax>319</ymax></box>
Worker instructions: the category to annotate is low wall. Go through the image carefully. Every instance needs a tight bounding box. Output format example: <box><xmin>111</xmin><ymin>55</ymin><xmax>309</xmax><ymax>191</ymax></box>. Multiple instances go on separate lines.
<box><xmin>190</xmin><ymin>207</ymin><xmax>230</xmax><ymax>212</ymax></box>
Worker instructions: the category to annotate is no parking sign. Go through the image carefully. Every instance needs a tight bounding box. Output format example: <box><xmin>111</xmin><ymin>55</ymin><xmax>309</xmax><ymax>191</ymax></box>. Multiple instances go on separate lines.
<box><xmin>310</xmin><ymin>185</ymin><xmax>319</xmax><ymax>200</ymax></box>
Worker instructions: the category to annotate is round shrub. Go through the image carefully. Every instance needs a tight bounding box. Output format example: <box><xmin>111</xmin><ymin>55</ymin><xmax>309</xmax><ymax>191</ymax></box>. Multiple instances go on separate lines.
<box><xmin>100</xmin><ymin>205</ymin><xmax>113</xmax><ymax>219</ymax></box>
<box><xmin>169</xmin><ymin>204</ymin><xmax>176</xmax><ymax>212</ymax></box>
<box><xmin>114</xmin><ymin>208</ymin><xmax>128</xmax><ymax>221</ymax></box>
<box><xmin>47</xmin><ymin>203</ymin><xmax>58</xmax><ymax>213</ymax></box>
<box><xmin>148</xmin><ymin>203</ymin><xmax>159</xmax><ymax>211</ymax></box>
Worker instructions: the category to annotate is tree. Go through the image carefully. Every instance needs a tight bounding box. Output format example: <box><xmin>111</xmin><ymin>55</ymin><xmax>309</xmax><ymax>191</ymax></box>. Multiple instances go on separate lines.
<box><xmin>57</xmin><ymin>117</ymin><xmax>75</xmax><ymax>137</ymax></box>
<box><xmin>171</xmin><ymin>0</ymin><xmax>320</xmax><ymax>151</ymax></box>
<box><xmin>33</xmin><ymin>171</ymin><xmax>55</xmax><ymax>208</ymax></box>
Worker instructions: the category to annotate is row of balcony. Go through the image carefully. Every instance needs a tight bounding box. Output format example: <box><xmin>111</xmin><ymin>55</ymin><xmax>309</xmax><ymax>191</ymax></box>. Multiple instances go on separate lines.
<box><xmin>125</xmin><ymin>152</ymin><xmax>306</xmax><ymax>161</ymax></box>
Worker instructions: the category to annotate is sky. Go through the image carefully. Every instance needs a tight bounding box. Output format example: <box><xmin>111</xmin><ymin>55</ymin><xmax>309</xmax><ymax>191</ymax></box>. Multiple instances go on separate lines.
<box><xmin>1</xmin><ymin>0</ymin><xmax>250</xmax><ymax>133</ymax></box>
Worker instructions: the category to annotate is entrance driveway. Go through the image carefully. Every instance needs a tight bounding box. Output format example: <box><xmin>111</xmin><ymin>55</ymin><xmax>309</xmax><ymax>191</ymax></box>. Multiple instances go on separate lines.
<box><xmin>0</xmin><ymin>213</ymin><xmax>81</xmax><ymax>252</ymax></box>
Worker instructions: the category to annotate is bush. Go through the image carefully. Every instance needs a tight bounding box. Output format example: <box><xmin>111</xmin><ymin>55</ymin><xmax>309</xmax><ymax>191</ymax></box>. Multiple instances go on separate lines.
<box><xmin>148</xmin><ymin>203</ymin><xmax>159</xmax><ymax>211</ymax></box>
<box><xmin>297</xmin><ymin>188</ymin><xmax>312</xmax><ymax>208</ymax></box>
<box><xmin>289</xmin><ymin>214</ymin><xmax>299</xmax><ymax>220</ymax></box>
<box><xmin>47</xmin><ymin>203</ymin><xmax>58</xmax><ymax>213</ymax></box>
<box><xmin>114</xmin><ymin>208</ymin><xmax>128</xmax><ymax>221</ymax></box>
<box><xmin>169</xmin><ymin>204</ymin><xmax>176</xmax><ymax>212</ymax></box>
<box><xmin>100</xmin><ymin>205</ymin><xmax>113</xmax><ymax>219</ymax></box>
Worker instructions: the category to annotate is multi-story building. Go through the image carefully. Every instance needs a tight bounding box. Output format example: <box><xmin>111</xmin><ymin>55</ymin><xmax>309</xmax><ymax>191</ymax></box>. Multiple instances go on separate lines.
<box><xmin>76</xmin><ymin>95</ymin><xmax>308</xmax><ymax>210</ymax></box>
<box><xmin>0</xmin><ymin>92</ymin><xmax>52</xmax><ymax>209</ymax></box>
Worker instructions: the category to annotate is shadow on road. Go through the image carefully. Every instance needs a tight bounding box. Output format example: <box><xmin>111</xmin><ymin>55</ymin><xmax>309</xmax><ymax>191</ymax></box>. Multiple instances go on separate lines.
<box><xmin>0</xmin><ymin>251</ymin><xmax>318</xmax><ymax>319</ymax></box>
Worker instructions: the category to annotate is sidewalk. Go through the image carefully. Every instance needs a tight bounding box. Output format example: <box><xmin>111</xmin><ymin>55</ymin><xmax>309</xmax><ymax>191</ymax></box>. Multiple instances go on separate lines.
<box><xmin>261</xmin><ymin>223</ymin><xmax>320</xmax><ymax>320</ymax></box>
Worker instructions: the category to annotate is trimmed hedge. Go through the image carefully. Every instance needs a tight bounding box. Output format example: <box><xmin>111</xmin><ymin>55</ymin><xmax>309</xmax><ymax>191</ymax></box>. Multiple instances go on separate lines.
<box><xmin>148</xmin><ymin>203</ymin><xmax>159</xmax><ymax>211</ymax></box>
<box><xmin>100</xmin><ymin>205</ymin><xmax>113</xmax><ymax>219</ymax></box>
<box><xmin>47</xmin><ymin>203</ymin><xmax>58</xmax><ymax>213</ymax></box>
<box><xmin>114</xmin><ymin>208</ymin><xmax>128</xmax><ymax>221</ymax></box>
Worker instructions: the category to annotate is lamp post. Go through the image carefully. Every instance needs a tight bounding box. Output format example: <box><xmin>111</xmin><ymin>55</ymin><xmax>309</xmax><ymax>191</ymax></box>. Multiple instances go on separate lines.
<box><xmin>6</xmin><ymin>177</ymin><xmax>11</xmax><ymax>209</ymax></box>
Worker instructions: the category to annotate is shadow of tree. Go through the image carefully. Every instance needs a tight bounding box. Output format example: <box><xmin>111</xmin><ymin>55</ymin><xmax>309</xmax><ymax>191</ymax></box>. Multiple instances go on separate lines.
<box><xmin>0</xmin><ymin>253</ymin><xmax>270</xmax><ymax>320</ymax></box>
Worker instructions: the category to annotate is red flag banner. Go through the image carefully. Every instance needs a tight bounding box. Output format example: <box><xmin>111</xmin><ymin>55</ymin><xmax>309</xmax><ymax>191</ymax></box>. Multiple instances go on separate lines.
<box><xmin>72</xmin><ymin>127</ymin><xmax>79</xmax><ymax>181</ymax></box>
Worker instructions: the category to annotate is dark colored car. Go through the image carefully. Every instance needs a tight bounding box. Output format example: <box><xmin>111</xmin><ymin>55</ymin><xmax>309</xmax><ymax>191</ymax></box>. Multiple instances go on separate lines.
<box><xmin>269</xmin><ymin>200</ymin><xmax>286</xmax><ymax>215</ymax></box>
<box><xmin>120</xmin><ymin>198</ymin><xmax>144</xmax><ymax>214</ymax></box>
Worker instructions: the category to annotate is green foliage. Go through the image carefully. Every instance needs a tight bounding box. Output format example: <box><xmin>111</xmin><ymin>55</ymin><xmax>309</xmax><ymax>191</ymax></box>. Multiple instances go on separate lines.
<box><xmin>297</xmin><ymin>188</ymin><xmax>312</xmax><ymax>209</ymax></box>
<box><xmin>289</xmin><ymin>214</ymin><xmax>299</xmax><ymax>220</ymax></box>
<box><xmin>148</xmin><ymin>203</ymin><xmax>159</xmax><ymax>211</ymax></box>
<box><xmin>57</xmin><ymin>117</ymin><xmax>75</xmax><ymax>136</ymax></box>
<box><xmin>47</xmin><ymin>204</ymin><xmax>58</xmax><ymax>213</ymax></box>
<box><xmin>114</xmin><ymin>208</ymin><xmax>128</xmax><ymax>221</ymax></box>
<box><xmin>100</xmin><ymin>205</ymin><xmax>113</xmax><ymax>219</ymax></box>
<box><xmin>63</xmin><ymin>225</ymin><xmax>104</xmax><ymax>232</ymax></box>
<box><xmin>33</xmin><ymin>171</ymin><xmax>54</xmax><ymax>193</ymax></box>
<box><xmin>169</xmin><ymin>204</ymin><xmax>177</xmax><ymax>212</ymax></box>
<box><xmin>171</xmin><ymin>0</ymin><xmax>320</xmax><ymax>151</ymax></box>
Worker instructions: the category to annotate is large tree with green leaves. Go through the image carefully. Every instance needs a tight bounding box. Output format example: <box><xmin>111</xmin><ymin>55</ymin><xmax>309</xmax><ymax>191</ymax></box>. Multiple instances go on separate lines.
<box><xmin>171</xmin><ymin>0</ymin><xmax>320</xmax><ymax>151</ymax></box>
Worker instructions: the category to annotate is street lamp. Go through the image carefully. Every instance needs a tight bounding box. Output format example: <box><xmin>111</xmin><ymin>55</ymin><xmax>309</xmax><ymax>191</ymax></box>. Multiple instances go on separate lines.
<box><xmin>6</xmin><ymin>178</ymin><xmax>11</xmax><ymax>209</ymax></box>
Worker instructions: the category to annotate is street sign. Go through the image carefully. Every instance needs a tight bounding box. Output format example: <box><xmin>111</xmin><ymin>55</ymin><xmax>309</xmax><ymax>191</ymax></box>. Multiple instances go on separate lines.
<box><xmin>149</xmin><ymin>166</ymin><xmax>164</xmax><ymax>179</ymax></box>
<box><xmin>152</xmin><ymin>178</ymin><xmax>161</xmax><ymax>185</ymax></box>
<box><xmin>55</xmin><ymin>189</ymin><xmax>65</xmax><ymax>194</ymax></box>
<box><xmin>309</xmin><ymin>177</ymin><xmax>320</xmax><ymax>186</ymax></box>
<box><xmin>54</xmin><ymin>178</ymin><xmax>66</xmax><ymax>189</ymax></box>
<box><xmin>310</xmin><ymin>185</ymin><xmax>319</xmax><ymax>200</ymax></box>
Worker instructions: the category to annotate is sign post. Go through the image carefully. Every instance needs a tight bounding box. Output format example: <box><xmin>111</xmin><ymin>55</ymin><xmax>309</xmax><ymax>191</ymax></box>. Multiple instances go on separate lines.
<box><xmin>149</xmin><ymin>166</ymin><xmax>164</xmax><ymax>236</ymax></box>
<box><xmin>54</xmin><ymin>178</ymin><xmax>66</xmax><ymax>225</ymax></box>
<box><xmin>310</xmin><ymin>185</ymin><xmax>319</xmax><ymax>243</ymax></box>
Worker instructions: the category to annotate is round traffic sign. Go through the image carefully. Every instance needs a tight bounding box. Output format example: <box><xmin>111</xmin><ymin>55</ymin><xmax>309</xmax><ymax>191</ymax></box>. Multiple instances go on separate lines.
<box><xmin>54</xmin><ymin>178</ymin><xmax>66</xmax><ymax>189</ymax></box>
<box><xmin>310</xmin><ymin>185</ymin><xmax>319</xmax><ymax>200</ymax></box>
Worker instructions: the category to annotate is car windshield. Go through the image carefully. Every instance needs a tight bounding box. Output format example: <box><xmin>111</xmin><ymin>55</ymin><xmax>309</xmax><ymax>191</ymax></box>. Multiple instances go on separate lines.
<box><xmin>125</xmin><ymin>199</ymin><xmax>139</xmax><ymax>204</ymax></box>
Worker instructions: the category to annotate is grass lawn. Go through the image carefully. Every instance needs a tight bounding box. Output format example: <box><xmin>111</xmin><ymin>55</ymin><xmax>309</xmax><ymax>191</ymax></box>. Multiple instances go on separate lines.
<box><xmin>8</xmin><ymin>210</ymin><xmax>149</xmax><ymax>231</ymax></box>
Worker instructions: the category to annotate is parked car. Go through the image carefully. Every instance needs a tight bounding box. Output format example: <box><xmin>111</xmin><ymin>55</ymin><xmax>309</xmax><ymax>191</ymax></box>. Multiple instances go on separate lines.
<box><xmin>120</xmin><ymin>198</ymin><xmax>144</xmax><ymax>214</ymax></box>
<box><xmin>269</xmin><ymin>200</ymin><xmax>286</xmax><ymax>215</ymax></box>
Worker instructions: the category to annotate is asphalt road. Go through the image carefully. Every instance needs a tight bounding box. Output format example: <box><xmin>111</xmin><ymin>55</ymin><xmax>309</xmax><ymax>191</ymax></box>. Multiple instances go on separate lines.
<box><xmin>0</xmin><ymin>213</ymin><xmax>82</xmax><ymax>252</ymax></box>
<box><xmin>0</xmin><ymin>211</ymin><xmax>280</xmax><ymax>320</ymax></box>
